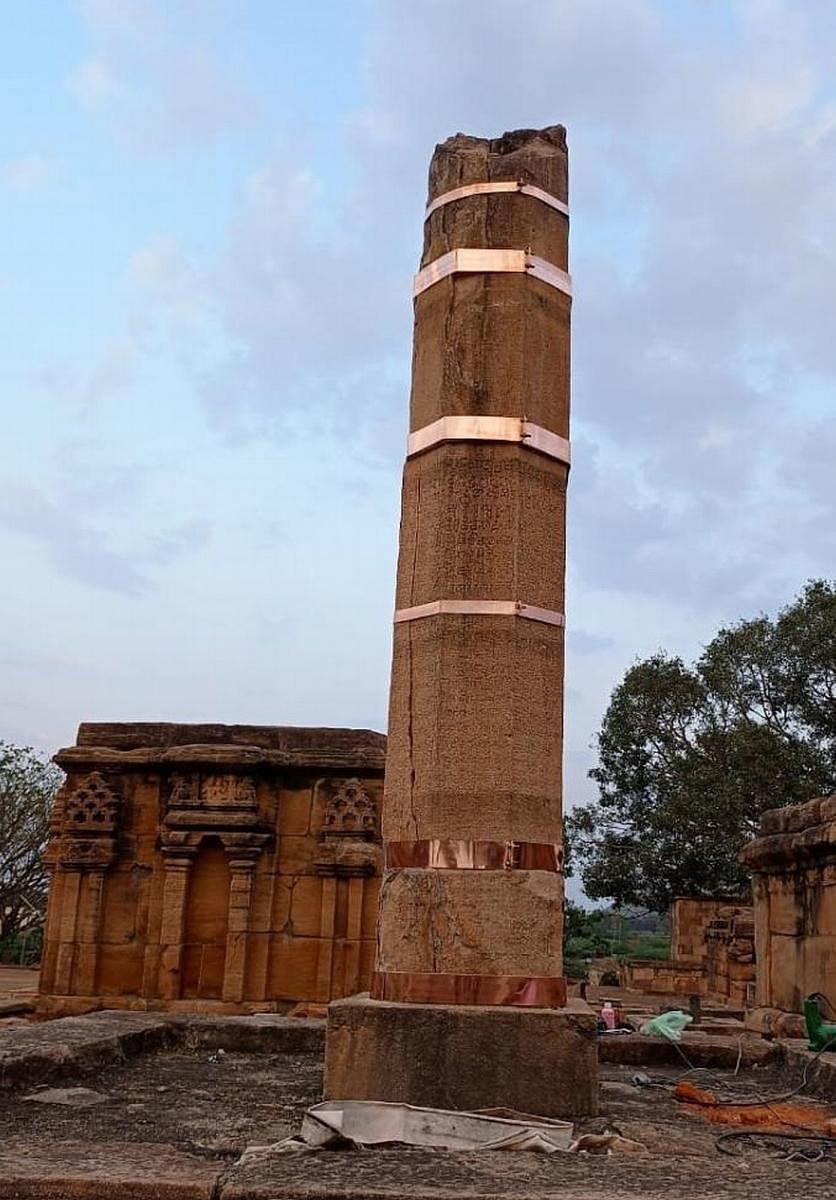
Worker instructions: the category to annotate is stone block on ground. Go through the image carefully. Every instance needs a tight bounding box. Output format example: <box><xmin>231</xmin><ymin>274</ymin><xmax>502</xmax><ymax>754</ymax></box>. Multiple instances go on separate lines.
<box><xmin>325</xmin><ymin>994</ymin><xmax>598</xmax><ymax>1117</ymax></box>
<box><xmin>0</xmin><ymin>1138</ymin><xmax>221</xmax><ymax>1199</ymax></box>
<box><xmin>0</xmin><ymin>1011</ymin><xmax>171</xmax><ymax>1089</ymax></box>
<box><xmin>171</xmin><ymin>1013</ymin><xmax>325</xmax><ymax>1054</ymax></box>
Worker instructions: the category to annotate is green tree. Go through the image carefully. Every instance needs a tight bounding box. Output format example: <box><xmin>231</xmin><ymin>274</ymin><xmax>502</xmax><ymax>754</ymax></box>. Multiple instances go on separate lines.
<box><xmin>0</xmin><ymin>743</ymin><xmax>62</xmax><ymax>944</ymax></box>
<box><xmin>567</xmin><ymin>581</ymin><xmax>836</xmax><ymax>911</ymax></box>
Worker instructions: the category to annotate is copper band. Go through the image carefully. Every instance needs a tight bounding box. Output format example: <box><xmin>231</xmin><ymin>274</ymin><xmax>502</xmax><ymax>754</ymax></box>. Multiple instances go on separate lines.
<box><xmin>371</xmin><ymin>970</ymin><xmax>567</xmax><ymax>1008</ymax></box>
<box><xmin>413</xmin><ymin>249</ymin><xmax>572</xmax><ymax>299</ymax></box>
<box><xmin>394</xmin><ymin>599</ymin><xmax>565</xmax><ymax>627</ymax></box>
<box><xmin>407</xmin><ymin>415</ymin><xmax>570</xmax><ymax>466</ymax></box>
<box><xmin>425</xmin><ymin>180</ymin><xmax>569</xmax><ymax>220</ymax></box>
<box><xmin>385</xmin><ymin>839</ymin><xmax>563</xmax><ymax>871</ymax></box>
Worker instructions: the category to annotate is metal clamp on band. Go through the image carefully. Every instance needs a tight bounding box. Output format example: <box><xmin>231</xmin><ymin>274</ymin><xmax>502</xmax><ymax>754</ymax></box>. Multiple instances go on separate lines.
<box><xmin>413</xmin><ymin>249</ymin><xmax>572</xmax><ymax>299</ymax></box>
<box><xmin>371</xmin><ymin>970</ymin><xmax>568</xmax><ymax>1008</ymax></box>
<box><xmin>385</xmin><ymin>839</ymin><xmax>564</xmax><ymax>872</ymax></box>
<box><xmin>407</xmin><ymin>415</ymin><xmax>570</xmax><ymax>466</ymax></box>
<box><xmin>425</xmin><ymin>180</ymin><xmax>569</xmax><ymax>220</ymax></box>
<box><xmin>394</xmin><ymin>599</ymin><xmax>565</xmax><ymax>627</ymax></box>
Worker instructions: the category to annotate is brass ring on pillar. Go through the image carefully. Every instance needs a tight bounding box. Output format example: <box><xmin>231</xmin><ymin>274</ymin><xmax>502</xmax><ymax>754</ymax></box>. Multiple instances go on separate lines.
<box><xmin>425</xmin><ymin>180</ymin><xmax>569</xmax><ymax>220</ymax></box>
<box><xmin>406</xmin><ymin>415</ymin><xmax>570</xmax><ymax>467</ymax></box>
<box><xmin>413</xmin><ymin>249</ymin><xmax>572</xmax><ymax>299</ymax></box>
<box><xmin>393</xmin><ymin>599</ymin><xmax>565</xmax><ymax>627</ymax></box>
<box><xmin>371</xmin><ymin>970</ymin><xmax>568</xmax><ymax>1008</ymax></box>
<box><xmin>385</xmin><ymin>839</ymin><xmax>563</xmax><ymax>872</ymax></box>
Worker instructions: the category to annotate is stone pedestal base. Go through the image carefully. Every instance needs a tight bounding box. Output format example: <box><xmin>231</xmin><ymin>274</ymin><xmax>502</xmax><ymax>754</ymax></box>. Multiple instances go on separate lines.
<box><xmin>325</xmin><ymin>994</ymin><xmax>598</xmax><ymax>1117</ymax></box>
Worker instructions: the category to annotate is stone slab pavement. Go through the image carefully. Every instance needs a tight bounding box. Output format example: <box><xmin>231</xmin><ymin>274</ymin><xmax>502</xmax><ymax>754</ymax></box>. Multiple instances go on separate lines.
<box><xmin>0</xmin><ymin>1012</ymin><xmax>831</xmax><ymax>1199</ymax></box>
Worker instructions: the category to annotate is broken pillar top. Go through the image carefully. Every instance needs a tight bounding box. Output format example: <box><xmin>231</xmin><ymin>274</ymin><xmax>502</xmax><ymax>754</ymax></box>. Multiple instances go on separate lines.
<box><xmin>428</xmin><ymin>125</ymin><xmax>568</xmax><ymax>204</ymax></box>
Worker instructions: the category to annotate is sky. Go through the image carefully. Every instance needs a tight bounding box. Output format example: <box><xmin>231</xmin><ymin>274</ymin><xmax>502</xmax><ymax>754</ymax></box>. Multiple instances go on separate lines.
<box><xmin>2</xmin><ymin>0</ymin><xmax>835</xmax><ymax>844</ymax></box>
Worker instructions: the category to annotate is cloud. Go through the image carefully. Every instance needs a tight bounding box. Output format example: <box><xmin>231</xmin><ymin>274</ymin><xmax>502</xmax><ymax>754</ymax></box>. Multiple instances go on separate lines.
<box><xmin>68</xmin><ymin>57</ymin><xmax>121</xmax><ymax>109</ymax></box>
<box><xmin>1</xmin><ymin>155</ymin><xmax>54</xmax><ymax>192</ymax></box>
<box><xmin>66</xmin><ymin>0</ymin><xmax>836</xmax><ymax>622</ymax></box>
<box><xmin>68</xmin><ymin>1</ymin><xmax>256</xmax><ymax>151</ymax></box>
<box><xmin>333</xmin><ymin>0</ymin><xmax>836</xmax><ymax>615</ymax></box>
<box><xmin>567</xmin><ymin>630</ymin><xmax>617</xmax><ymax>655</ymax></box>
<box><xmin>0</xmin><ymin>476</ymin><xmax>212</xmax><ymax>596</ymax></box>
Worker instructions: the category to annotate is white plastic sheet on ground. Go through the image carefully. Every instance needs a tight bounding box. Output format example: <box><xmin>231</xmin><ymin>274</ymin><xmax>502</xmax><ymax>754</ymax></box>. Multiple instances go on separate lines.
<box><xmin>237</xmin><ymin>1100</ymin><xmax>574</xmax><ymax>1162</ymax></box>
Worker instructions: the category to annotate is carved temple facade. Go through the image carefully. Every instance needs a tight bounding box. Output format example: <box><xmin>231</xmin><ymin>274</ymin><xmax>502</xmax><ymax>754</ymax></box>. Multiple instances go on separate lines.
<box><xmin>38</xmin><ymin>723</ymin><xmax>385</xmax><ymax>1015</ymax></box>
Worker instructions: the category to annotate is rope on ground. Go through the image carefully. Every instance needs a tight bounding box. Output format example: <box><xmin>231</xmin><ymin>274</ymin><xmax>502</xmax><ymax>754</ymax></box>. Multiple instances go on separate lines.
<box><xmin>716</xmin><ymin>1130</ymin><xmax>836</xmax><ymax>1163</ymax></box>
<box><xmin>647</xmin><ymin>1032</ymin><xmax>836</xmax><ymax>1108</ymax></box>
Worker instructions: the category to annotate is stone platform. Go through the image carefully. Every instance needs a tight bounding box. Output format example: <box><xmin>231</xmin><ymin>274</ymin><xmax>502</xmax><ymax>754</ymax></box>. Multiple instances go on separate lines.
<box><xmin>325</xmin><ymin>994</ymin><xmax>598</xmax><ymax>1116</ymax></box>
<box><xmin>0</xmin><ymin>1011</ymin><xmax>829</xmax><ymax>1200</ymax></box>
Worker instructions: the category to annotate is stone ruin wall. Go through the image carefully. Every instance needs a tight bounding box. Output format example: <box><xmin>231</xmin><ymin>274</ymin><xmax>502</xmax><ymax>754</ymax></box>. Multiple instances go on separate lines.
<box><xmin>622</xmin><ymin>897</ymin><xmax>755</xmax><ymax>1006</ymax></box>
<box><xmin>740</xmin><ymin>793</ymin><xmax>836</xmax><ymax>1021</ymax></box>
<box><xmin>38</xmin><ymin>723</ymin><xmax>385</xmax><ymax>1015</ymax></box>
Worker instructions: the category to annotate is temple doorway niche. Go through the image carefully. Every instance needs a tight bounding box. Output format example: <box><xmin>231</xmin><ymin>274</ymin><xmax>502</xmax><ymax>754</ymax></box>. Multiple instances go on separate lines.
<box><xmin>181</xmin><ymin>838</ymin><xmax>230</xmax><ymax>999</ymax></box>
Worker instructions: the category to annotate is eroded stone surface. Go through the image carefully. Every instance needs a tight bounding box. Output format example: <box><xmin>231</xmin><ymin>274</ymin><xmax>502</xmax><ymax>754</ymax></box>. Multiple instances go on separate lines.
<box><xmin>375</xmin><ymin>126</ymin><xmax>570</xmax><ymax>990</ymax></box>
<box><xmin>740</xmin><ymin>794</ymin><xmax>836</xmax><ymax>1013</ymax></box>
<box><xmin>325</xmin><ymin>995</ymin><xmax>598</xmax><ymax>1117</ymax></box>
<box><xmin>0</xmin><ymin>1138</ymin><xmax>221</xmax><ymax>1199</ymax></box>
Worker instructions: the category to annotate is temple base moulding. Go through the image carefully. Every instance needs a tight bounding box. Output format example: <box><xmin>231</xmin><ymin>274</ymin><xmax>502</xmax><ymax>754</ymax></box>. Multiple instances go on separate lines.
<box><xmin>324</xmin><ymin>993</ymin><xmax>598</xmax><ymax>1117</ymax></box>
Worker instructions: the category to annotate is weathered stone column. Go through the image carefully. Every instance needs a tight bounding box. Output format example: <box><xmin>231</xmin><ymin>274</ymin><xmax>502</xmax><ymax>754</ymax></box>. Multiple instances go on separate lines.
<box><xmin>222</xmin><ymin>851</ymin><xmax>258</xmax><ymax>1003</ymax></box>
<box><xmin>326</xmin><ymin>126</ymin><xmax>597</xmax><ymax>1116</ymax></box>
<box><xmin>157</xmin><ymin>849</ymin><xmax>194</xmax><ymax>1001</ymax></box>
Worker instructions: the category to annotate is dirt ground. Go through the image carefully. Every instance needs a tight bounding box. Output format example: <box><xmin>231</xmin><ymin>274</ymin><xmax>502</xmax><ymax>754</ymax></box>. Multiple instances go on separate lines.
<box><xmin>0</xmin><ymin>1042</ymin><xmax>833</xmax><ymax>1199</ymax></box>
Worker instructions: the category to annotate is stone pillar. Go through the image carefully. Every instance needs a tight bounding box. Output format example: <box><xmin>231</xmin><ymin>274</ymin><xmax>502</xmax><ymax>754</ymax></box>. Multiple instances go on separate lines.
<box><xmin>222</xmin><ymin>852</ymin><xmax>258</xmax><ymax>1003</ymax></box>
<box><xmin>53</xmin><ymin>870</ymin><xmax>82</xmax><ymax>996</ymax></box>
<box><xmin>326</xmin><ymin>126</ymin><xmax>597</xmax><ymax>1117</ymax></box>
<box><xmin>72</xmin><ymin>869</ymin><xmax>107</xmax><ymax>995</ymax></box>
<box><xmin>157</xmin><ymin>850</ymin><xmax>193</xmax><ymax>1001</ymax></box>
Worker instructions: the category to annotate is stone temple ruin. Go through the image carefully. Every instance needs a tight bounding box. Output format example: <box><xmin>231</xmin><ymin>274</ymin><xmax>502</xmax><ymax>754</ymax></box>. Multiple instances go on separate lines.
<box><xmin>39</xmin><ymin>723</ymin><xmax>385</xmax><ymax>1015</ymax></box>
<box><xmin>1</xmin><ymin>124</ymin><xmax>833</xmax><ymax>1196</ymax></box>
<box><xmin>742</xmin><ymin>794</ymin><xmax>836</xmax><ymax>1036</ymax></box>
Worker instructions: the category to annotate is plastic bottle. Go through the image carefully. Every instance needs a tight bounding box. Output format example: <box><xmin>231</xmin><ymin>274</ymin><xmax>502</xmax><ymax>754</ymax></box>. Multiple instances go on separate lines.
<box><xmin>601</xmin><ymin>1001</ymin><xmax>616</xmax><ymax>1030</ymax></box>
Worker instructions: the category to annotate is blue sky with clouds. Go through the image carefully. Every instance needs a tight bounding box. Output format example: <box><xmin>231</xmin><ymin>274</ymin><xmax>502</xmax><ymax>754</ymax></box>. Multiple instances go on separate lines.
<box><xmin>2</xmin><ymin>2</ymin><xmax>835</xmax><ymax>850</ymax></box>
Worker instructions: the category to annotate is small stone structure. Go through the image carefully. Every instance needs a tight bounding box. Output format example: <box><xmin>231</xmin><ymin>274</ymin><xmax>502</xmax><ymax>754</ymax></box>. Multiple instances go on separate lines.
<box><xmin>622</xmin><ymin>898</ymin><xmax>754</xmax><ymax>1006</ymax></box>
<box><xmin>39</xmin><ymin>723</ymin><xmax>385</xmax><ymax>1015</ymax></box>
<box><xmin>671</xmin><ymin>897</ymin><xmax>749</xmax><ymax>963</ymax></box>
<box><xmin>703</xmin><ymin>908</ymin><xmax>756</xmax><ymax>1006</ymax></box>
<box><xmin>740</xmin><ymin>793</ymin><xmax>836</xmax><ymax>1023</ymax></box>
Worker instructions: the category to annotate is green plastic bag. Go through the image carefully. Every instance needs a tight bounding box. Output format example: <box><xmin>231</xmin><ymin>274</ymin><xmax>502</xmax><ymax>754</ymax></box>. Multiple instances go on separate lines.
<box><xmin>639</xmin><ymin>1010</ymin><xmax>693</xmax><ymax>1041</ymax></box>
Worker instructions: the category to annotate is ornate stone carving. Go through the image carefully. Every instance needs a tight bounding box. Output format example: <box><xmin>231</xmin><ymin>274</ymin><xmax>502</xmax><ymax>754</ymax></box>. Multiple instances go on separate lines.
<box><xmin>59</xmin><ymin>838</ymin><xmax>118</xmax><ymax>868</ymax></box>
<box><xmin>63</xmin><ymin>773</ymin><xmax>121</xmax><ymax>832</ymax></box>
<box><xmin>163</xmin><ymin>770</ymin><xmax>272</xmax><ymax>860</ymax></box>
<box><xmin>168</xmin><ymin>773</ymin><xmax>200</xmax><ymax>809</ymax></box>
<box><xmin>316</xmin><ymin>778</ymin><xmax>380</xmax><ymax>877</ymax></box>
<box><xmin>321</xmin><ymin>778</ymin><xmax>377</xmax><ymax>839</ymax></box>
<box><xmin>44</xmin><ymin>773</ymin><xmax>122</xmax><ymax>870</ymax></box>
<box><xmin>200</xmin><ymin>774</ymin><xmax>257</xmax><ymax>809</ymax></box>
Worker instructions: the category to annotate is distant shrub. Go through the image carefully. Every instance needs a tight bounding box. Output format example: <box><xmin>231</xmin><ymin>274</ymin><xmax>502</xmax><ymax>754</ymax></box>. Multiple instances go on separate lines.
<box><xmin>564</xmin><ymin>958</ymin><xmax>588</xmax><ymax>981</ymax></box>
<box><xmin>0</xmin><ymin>925</ymin><xmax>42</xmax><ymax>966</ymax></box>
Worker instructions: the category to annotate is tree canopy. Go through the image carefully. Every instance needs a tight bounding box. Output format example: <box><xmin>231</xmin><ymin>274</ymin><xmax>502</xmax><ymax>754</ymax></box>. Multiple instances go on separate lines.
<box><xmin>567</xmin><ymin>580</ymin><xmax>836</xmax><ymax>911</ymax></box>
<box><xmin>0</xmin><ymin>742</ymin><xmax>62</xmax><ymax>941</ymax></box>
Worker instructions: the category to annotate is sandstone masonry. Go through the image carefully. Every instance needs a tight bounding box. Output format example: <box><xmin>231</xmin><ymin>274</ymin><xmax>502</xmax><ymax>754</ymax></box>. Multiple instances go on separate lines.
<box><xmin>740</xmin><ymin>793</ymin><xmax>836</xmax><ymax>1017</ymax></box>
<box><xmin>39</xmin><ymin>723</ymin><xmax>385</xmax><ymax>1015</ymax></box>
